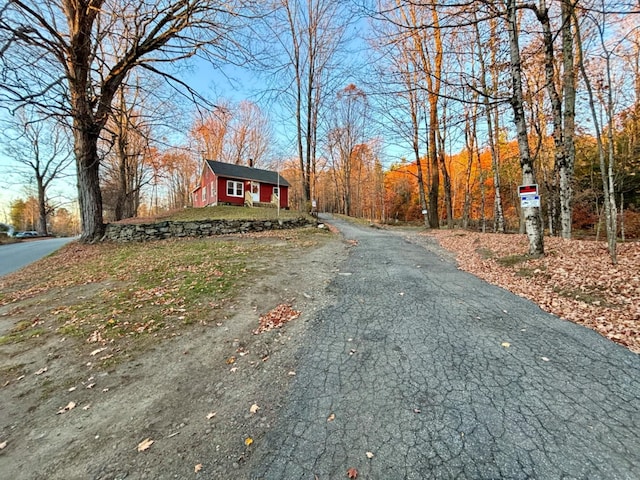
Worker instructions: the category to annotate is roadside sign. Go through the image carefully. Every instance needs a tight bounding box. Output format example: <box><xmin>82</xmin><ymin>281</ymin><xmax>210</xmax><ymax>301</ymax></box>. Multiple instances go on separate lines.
<box><xmin>518</xmin><ymin>184</ymin><xmax>539</xmax><ymax>196</ymax></box>
<box><xmin>520</xmin><ymin>195</ymin><xmax>541</xmax><ymax>208</ymax></box>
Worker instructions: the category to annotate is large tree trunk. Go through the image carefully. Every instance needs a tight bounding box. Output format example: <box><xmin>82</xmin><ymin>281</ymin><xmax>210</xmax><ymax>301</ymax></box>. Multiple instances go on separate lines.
<box><xmin>74</xmin><ymin>126</ymin><xmax>105</xmax><ymax>242</ymax></box>
<box><xmin>507</xmin><ymin>0</ymin><xmax>544</xmax><ymax>255</ymax></box>
<box><xmin>36</xmin><ymin>176</ymin><xmax>48</xmax><ymax>236</ymax></box>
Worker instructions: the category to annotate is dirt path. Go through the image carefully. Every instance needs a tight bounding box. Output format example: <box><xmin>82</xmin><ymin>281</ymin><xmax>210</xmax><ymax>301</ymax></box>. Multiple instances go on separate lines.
<box><xmin>0</xmin><ymin>232</ymin><xmax>348</xmax><ymax>480</ymax></box>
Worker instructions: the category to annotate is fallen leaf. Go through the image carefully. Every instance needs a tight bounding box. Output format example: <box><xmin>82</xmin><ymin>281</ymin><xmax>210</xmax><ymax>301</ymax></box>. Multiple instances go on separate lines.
<box><xmin>366</xmin><ymin>451</ymin><xmax>374</xmax><ymax>459</ymax></box>
<box><xmin>541</xmin><ymin>357</ymin><xmax>550</xmax><ymax>362</ymax></box>
<box><xmin>82</xmin><ymin>404</ymin><xmax>91</xmax><ymax>411</ymax></box>
<box><xmin>86</xmin><ymin>383</ymin><xmax>96</xmax><ymax>389</ymax></box>
<box><xmin>68</xmin><ymin>386</ymin><xmax>76</xmax><ymax>392</ymax></box>
<box><xmin>347</xmin><ymin>467</ymin><xmax>358</xmax><ymax>478</ymax></box>
<box><xmin>287</xmin><ymin>371</ymin><xmax>296</xmax><ymax>376</ymax></box>
<box><xmin>57</xmin><ymin>402</ymin><xmax>76</xmax><ymax>414</ymax></box>
<box><xmin>501</xmin><ymin>342</ymin><xmax>511</xmax><ymax>348</ymax></box>
<box><xmin>413</xmin><ymin>408</ymin><xmax>421</xmax><ymax>414</ymax></box>
<box><xmin>327</xmin><ymin>413</ymin><xmax>336</xmax><ymax>422</ymax></box>
<box><xmin>0</xmin><ymin>441</ymin><xmax>6</xmax><ymax>450</ymax></box>
<box><xmin>137</xmin><ymin>438</ymin><xmax>154</xmax><ymax>452</ymax></box>
<box><xmin>226</xmin><ymin>356</ymin><xmax>236</xmax><ymax>364</ymax></box>
<box><xmin>194</xmin><ymin>464</ymin><xmax>202</xmax><ymax>473</ymax></box>
<box><xmin>253</xmin><ymin>304</ymin><xmax>301</xmax><ymax>334</ymax></box>
<box><xmin>35</xmin><ymin>367</ymin><xmax>48</xmax><ymax>376</ymax></box>
<box><xmin>229</xmin><ymin>367</ymin><xmax>238</xmax><ymax>373</ymax></box>
<box><xmin>244</xmin><ymin>437</ymin><xmax>253</xmax><ymax>446</ymax></box>
<box><xmin>250</xmin><ymin>404</ymin><xmax>260</xmax><ymax>414</ymax></box>
<box><xmin>90</xmin><ymin>347</ymin><xmax>107</xmax><ymax>356</ymax></box>
<box><xmin>206</xmin><ymin>412</ymin><xmax>217</xmax><ymax>420</ymax></box>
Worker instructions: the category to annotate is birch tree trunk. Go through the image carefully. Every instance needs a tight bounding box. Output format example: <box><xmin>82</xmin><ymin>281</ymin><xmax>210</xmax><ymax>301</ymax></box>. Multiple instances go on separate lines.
<box><xmin>506</xmin><ymin>0</ymin><xmax>544</xmax><ymax>255</ymax></box>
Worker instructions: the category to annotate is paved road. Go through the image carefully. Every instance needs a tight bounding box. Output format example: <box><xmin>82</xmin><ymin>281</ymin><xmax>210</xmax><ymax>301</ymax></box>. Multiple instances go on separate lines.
<box><xmin>250</xmin><ymin>216</ymin><xmax>640</xmax><ymax>479</ymax></box>
<box><xmin>0</xmin><ymin>237</ymin><xmax>76</xmax><ymax>277</ymax></box>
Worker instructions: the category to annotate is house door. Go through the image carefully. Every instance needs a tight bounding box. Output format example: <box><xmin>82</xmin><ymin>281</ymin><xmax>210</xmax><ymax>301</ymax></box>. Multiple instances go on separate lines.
<box><xmin>251</xmin><ymin>182</ymin><xmax>260</xmax><ymax>203</ymax></box>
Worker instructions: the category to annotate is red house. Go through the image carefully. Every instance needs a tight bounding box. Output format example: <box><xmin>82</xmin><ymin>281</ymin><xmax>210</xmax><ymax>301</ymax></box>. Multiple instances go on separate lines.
<box><xmin>192</xmin><ymin>160</ymin><xmax>290</xmax><ymax>209</ymax></box>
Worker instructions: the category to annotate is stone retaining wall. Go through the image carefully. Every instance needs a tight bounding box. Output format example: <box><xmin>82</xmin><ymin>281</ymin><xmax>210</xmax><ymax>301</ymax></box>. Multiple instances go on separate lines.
<box><xmin>103</xmin><ymin>217</ymin><xmax>314</xmax><ymax>242</ymax></box>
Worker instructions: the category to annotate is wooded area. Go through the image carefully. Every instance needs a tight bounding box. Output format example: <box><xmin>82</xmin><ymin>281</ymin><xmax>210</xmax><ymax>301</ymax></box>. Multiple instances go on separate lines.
<box><xmin>1</xmin><ymin>0</ymin><xmax>639</xmax><ymax>259</ymax></box>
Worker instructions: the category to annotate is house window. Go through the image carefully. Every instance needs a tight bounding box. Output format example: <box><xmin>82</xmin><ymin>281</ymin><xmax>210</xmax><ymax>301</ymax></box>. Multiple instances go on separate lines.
<box><xmin>202</xmin><ymin>186</ymin><xmax>207</xmax><ymax>202</ymax></box>
<box><xmin>273</xmin><ymin>187</ymin><xmax>279</xmax><ymax>198</ymax></box>
<box><xmin>227</xmin><ymin>180</ymin><xmax>243</xmax><ymax>197</ymax></box>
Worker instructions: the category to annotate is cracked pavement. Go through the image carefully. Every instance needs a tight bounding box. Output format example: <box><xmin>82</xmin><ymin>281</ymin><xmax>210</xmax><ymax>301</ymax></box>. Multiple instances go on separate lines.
<box><xmin>248</xmin><ymin>216</ymin><xmax>640</xmax><ymax>479</ymax></box>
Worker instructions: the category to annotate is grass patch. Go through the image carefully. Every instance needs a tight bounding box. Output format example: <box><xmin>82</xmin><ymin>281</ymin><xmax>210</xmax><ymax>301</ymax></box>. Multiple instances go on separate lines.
<box><xmin>476</xmin><ymin>247</ymin><xmax>494</xmax><ymax>259</ymax></box>
<box><xmin>49</xmin><ymin>238</ymin><xmax>252</xmax><ymax>344</ymax></box>
<box><xmin>553</xmin><ymin>287</ymin><xmax>611</xmax><ymax>306</ymax></box>
<box><xmin>1</xmin><ymin>227</ymin><xmax>328</xmax><ymax>360</ymax></box>
<box><xmin>496</xmin><ymin>254</ymin><xmax>529</xmax><ymax>267</ymax></box>
<box><xmin>124</xmin><ymin>206</ymin><xmax>310</xmax><ymax>223</ymax></box>
<box><xmin>0</xmin><ymin>323</ymin><xmax>47</xmax><ymax>345</ymax></box>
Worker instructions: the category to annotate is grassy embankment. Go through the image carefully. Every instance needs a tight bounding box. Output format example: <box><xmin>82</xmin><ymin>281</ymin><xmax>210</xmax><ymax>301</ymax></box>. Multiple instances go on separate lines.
<box><xmin>0</xmin><ymin>206</ymin><xmax>323</xmax><ymax>361</ymax></box>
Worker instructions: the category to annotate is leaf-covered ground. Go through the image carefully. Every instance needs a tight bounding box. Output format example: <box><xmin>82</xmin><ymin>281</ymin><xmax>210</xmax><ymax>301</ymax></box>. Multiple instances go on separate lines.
<box><xmin>426</xmin><ymin>231</ymin><xmax>640</xmax><ymax>353</ymax></box>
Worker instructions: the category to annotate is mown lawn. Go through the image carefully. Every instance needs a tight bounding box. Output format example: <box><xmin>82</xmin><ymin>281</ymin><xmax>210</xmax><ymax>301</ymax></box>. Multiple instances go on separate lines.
<box><xmin>116</xmin><ymin>205</ymin><xmax>309</xmax><ymax>224</ymax></box>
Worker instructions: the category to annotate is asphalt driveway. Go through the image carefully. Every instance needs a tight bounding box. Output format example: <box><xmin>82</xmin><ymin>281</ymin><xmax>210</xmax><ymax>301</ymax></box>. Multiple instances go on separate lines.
<box><xmin>249</xmin><ymin>216</ymin><xmax>640</xmax><ymax>479</ymax></box>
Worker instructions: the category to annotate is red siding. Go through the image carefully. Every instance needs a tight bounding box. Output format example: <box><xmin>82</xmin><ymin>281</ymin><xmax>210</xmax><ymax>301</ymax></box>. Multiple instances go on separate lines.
<box><xmin>193</xmin><ymin>165</ymin><xmax>218</xmax><ymax>208</ymax></box>
<box><xmin>193</xmin><ymin>163</ymin><xmax>290</xmax><ymax>208</ymax></box>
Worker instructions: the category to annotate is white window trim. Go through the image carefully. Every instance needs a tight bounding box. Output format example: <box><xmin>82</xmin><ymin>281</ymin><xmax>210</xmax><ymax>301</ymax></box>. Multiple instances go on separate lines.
<box><xmin>273</xmin><ymin>186</ymin><xmax>280</xmax><ymax>197</ymax></box>
<box><xmin>226</xmin><ymin>180</ymin><xmax>244</xmax><ymax>197</ymax></box>
<box><xmin>202</xmin><ymin>186</ymin><xmax>207</xmax><ymax>202</ymax></box>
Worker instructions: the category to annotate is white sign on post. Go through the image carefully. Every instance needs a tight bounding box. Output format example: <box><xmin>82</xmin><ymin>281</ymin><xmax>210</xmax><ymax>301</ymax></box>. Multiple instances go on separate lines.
<box><xmin>520</xmin><ymin>194</ymin><xmax>541</xmax><ymax>208</ymax></box>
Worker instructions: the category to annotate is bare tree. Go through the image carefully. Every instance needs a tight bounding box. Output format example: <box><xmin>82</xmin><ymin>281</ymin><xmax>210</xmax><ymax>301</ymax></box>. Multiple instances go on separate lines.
<box><xmin>101</xmin><ymin>85</ymin><xmax>151</xmax><ymax>221</ymax></box>
<box><xmin>368</xmin><ymin>16</ymin><xmax>430</xmax><ymax>226</ymax></box>
<box><xmin>225</xmin><ymin>101</ymin><xmax>272</xmax><ymax>166</ymax></box>
<box><xmin>1</xmin><ymin>107</ymin><xmax>73</xmax><ymax>235</ymax></box>
<box><xmin>159</xmin><ymin>149</ymin><xmax>199</xmax><ymax>209</ymax></box>
<box><xmin>0</xmin><ymin>0</ymin><xmax>254</xmax><ymax>241</ymax></box>
<box><xmin>191</xmin><ymin>104</ymin><xmax>233</xmax><ymax>162</ymax></box>
<box><xmin>326</xmin><ymin>84</ymin><xmax>369</xmax><ymax>215</ymax></box>
<box><xmin>472</xmin><ymin>14</ymin><xmax>506</xmax><ymax>232</ymax></box>
<box><xmin>574</xmin><ymin>4</ymin><xmax>621</xmax><ymax>263</ymax></box>
<box><xmin>264</xmin><ymin>0</ymin><xmax>352</xmax><ymax>208</ymax></box>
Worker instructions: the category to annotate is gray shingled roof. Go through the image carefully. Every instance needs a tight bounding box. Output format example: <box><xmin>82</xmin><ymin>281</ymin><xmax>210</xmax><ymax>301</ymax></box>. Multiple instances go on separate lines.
<box><xmin>206</xmin><ymin>160</ymin><xmax>290</xmax><ymax>187</ymax></box>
